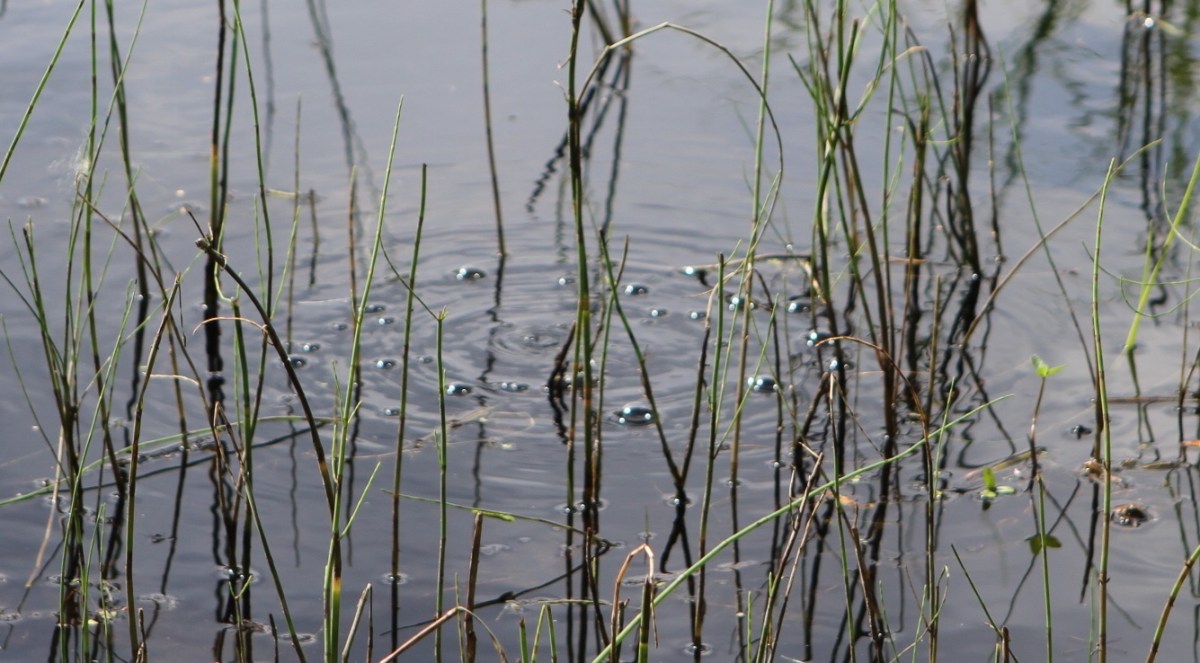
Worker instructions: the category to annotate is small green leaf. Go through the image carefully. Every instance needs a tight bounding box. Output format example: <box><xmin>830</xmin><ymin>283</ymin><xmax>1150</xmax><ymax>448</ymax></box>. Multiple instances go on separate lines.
<box><xmin>982</xmin><ymin>466</ymin><xmax>997</xmax><ymax>492</ymax></box>
<box><xmin>1027</xmin><ymin>533</ymin><xmax>1061</xmax><ymax>556</ymax></box>
<box><xmin>1031</xmin><ymin>355</ymin><xmax>1065</xmax><ymax>378</ymax></box>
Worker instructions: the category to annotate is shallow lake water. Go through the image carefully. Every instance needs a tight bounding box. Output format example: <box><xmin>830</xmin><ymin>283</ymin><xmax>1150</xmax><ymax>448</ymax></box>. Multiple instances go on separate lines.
<box><xmin>3</xmin><ymin>1</ymin><xmax>1200</xmax><ymax>661</ymax></box>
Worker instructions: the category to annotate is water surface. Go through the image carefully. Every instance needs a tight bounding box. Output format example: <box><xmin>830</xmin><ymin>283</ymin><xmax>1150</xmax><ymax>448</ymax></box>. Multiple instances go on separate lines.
<box><xmin>2</xmin><ymin>1</ymin><xmax>1200</xmax><ymax>661</ymax></box>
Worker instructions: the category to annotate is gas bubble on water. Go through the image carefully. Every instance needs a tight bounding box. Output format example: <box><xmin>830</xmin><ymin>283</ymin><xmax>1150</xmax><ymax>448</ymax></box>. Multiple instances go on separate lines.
<box><xmin>616</xmin><ymin>403</ymin><xmax>655</xmax><ymax>426</ymax></box>
<box><xmin>806</xmin><ymin>329</ymin><xmax>833</xmax><ymax>346</ymax></box>
<box><xmin>446</xmin><ymin>383</ymin><xmax>473</xmax><ymax>396</ymax></box>
<box><xmin>747</xmin><ymin>376</ymin><xmax>778</xmax><ymax>393</ymax></box>
<box><xmin>664</xmin><ymin>494</ymin><xmax>692</xmax><ymax>507</ymax></box>
<box><xmin>382</xmin><ymin>572</ymin><xmax>409</xmax><ymax>586</ymax></box>
<box><xmin>787</xmin><ymin>297</ymin><xmax>811</xmax><ymax>314</ymax></box>
<box><xmin>498</xmin><ymin>381</ymin><xmax>529</xmax><ymax>392</ymax></box>
<box><xmin>826</xmin><ymin>358</ymin><xmax>853</xmax><ymax>372</ymax></box>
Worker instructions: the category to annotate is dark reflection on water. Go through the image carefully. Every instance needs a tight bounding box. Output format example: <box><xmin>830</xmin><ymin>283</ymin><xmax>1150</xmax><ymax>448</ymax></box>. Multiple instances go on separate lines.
<box><xmin>6</xmin><ymin>0</ymin><xmax>1200</xmax><ymax>661</ymax></box>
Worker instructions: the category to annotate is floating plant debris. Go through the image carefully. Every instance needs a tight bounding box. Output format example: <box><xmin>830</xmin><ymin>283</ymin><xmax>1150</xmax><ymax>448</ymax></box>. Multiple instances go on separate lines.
<box><xmin>616</xmin><ymin>403</ymin><xmax>655</xmax><ymax>426</ymax></box>
<box><xmin>1080</xmin><ymin>458</ymin><xmax>1105</xmax><ymax>479</ymax></box>
<box><xmin>137</xmin><ymin>593</ymin><xmax>180</xmax><ymax>610</ymax></box>
<box><xmin>1132</xmin><ymin>459</ymin><xmax>1184</xmax><ymax>470</ymax></box>
<box><xmin>624</xmin><ymin>283</ymin><xmax>649</xmax><ymax>296</ymax></box>
<box><xmin>479</xmin><ymin>543</ymin><xmax>510</xmax><ymax>556</ymax></box>
<box><xmin>456</xmin><ymin>266</ymin><xmax>486</xmax><ymax>280</ymax></box>
<box><xmin>1080</xmin><ymin>458</ymin><xmax>1126</xmax><ymax>487</ymax></box>
<box><xmin>88</xmin><ymin>608</ymin><xmax>122</xmax><ymax>625</ymax></box>
<box><xmin>165</xmin><ymin>200</ymin><xmax>204</xmax><ymax>215</ymax></box>
<box><xmin>1110</xmin><ymin>503</ymin><xmax>1150</xmax><ymax>528</ymax></box>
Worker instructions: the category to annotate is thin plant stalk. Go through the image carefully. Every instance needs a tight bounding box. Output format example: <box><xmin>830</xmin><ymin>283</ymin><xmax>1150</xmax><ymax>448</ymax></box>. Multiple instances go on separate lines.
<box><xmin>1092</xmin><ymin>158</ymin><xmax>1118</xmax><ymax>663</ymax></box>
<box><xmin>480</xmin><ymin>0</ymin><xmax>505</xmax><ymax>256</ymax></box>
<box><xmin>694</xmin><ymin>254</ymin><xmax>729</xmax><ymax>650</ymax></box>
<box><xmin>326</xmin><ymin>98</ymin><xmax>405</xmax><ymax>662</ymax></box>
<box><xmin>434</xmin><ymin>312</ymin><xmax>449</xmax><ymax>663</ymax></box>
<box><xmin>390</xmin><ymin>163</ymin><xmax>428</xmax><ymax>644</ymax></box>
<box><xmin>464</xmin><ymin>514</ymin><xmax>484</xmax><ymax>663</ymax></box>
<box><xmin>123</xmin><ymin>281</ymin><xmax>179</xmax><ymax>659</ymax></box>
<box><xmin>730</xmin><ymin>0</ymin><xmax>778</xmax><ymax>489</ymax></box>
<box><xmin>233</xmin><ymin>426</ymin><xmax>310</xmax><ymax>663</ymax></box>
<box><xmin>565</xmin><ymin>0</ymin><xmax>596</xmax><ymax>522</ymax></box>
<box><xmin>341</xmin><ymin>585</ymin><xmax>372</xmax><ymax>663</ymax></box>
<box><xmin>0</xmin><ymin>0</ymin><xmax>85</xmax><ymax>183</ymax></box>
<box><xmin>1145</xmin><ymin>540</ymin><xmax>1200</xmax><ymax>662</ymax></box>
<box><xmin>1122</xmin><ymin>148</ymin><xmax>1200</xmax><ymax>354</ymax></box>
<box><xmin>1027</xmin><ymin>355</ymin><xmax>1063</xmax><ymax>661</ymax></box>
